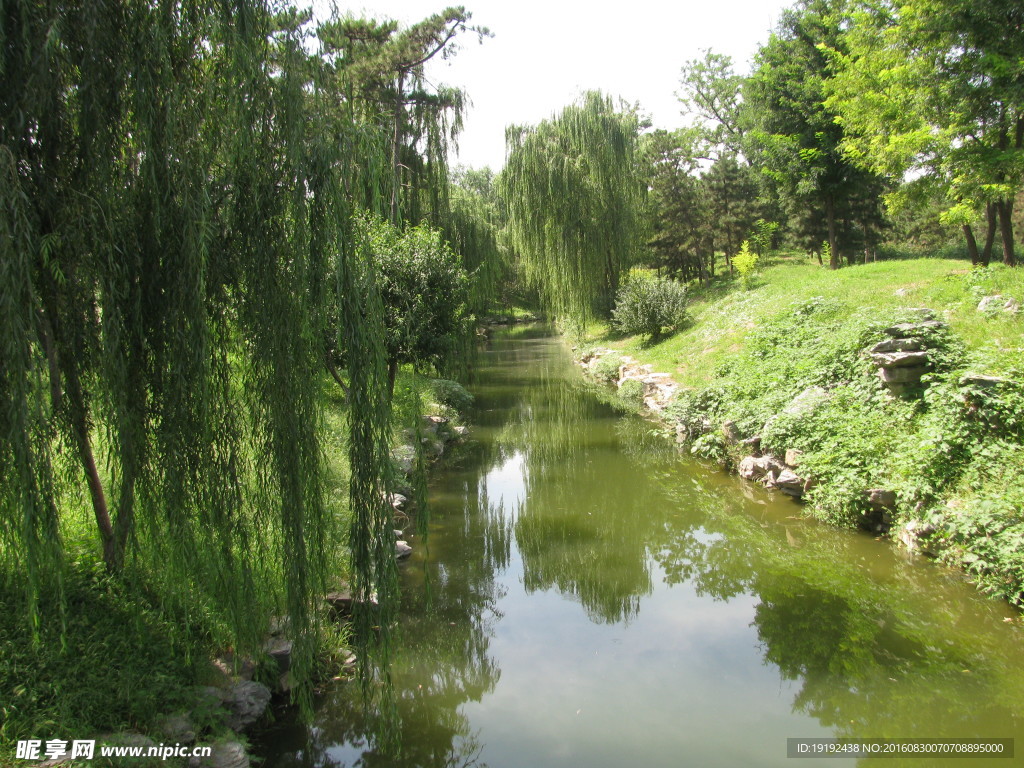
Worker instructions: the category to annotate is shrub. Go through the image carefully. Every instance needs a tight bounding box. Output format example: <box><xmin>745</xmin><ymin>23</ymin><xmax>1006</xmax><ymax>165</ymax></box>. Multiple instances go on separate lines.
<box><xmin>429</xmin><ymin>378</ymin><xmax>474</xmax><ymax>414</ymax></box>
<box><xmin>591</xmin><ymin>352</ymin><xmax>624</xmax><ymax>383</ymax></box>
<box><xmin>618</xmin><ymin>378</ymin><xmax>645</xmax><ymax>405</ymax></box>
<box><xmin>733</xmin><ymin>239</ymin><xmax>759</xmax><ymax>287</ymax></box>
<box><xmin>611</xmin><ymin>275</ymin><xmax>689</xmax><ymax>341</ymax></box>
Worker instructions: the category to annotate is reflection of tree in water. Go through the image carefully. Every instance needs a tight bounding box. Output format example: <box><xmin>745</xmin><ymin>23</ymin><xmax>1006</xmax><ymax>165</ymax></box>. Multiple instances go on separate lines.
<box><xmin>491</xmin><ymin>335</ymin><xmax>667</xmax><ymax>624</ymax></box>
<box><xmin>650</xmin><ymin>473</ymin><xmax>1024</xmax><ymax>750</ymax></box>
<box><xmin>262</xmin><ymin>328</ymin><xmax>1024</xmax><ymax>765</ymax></box>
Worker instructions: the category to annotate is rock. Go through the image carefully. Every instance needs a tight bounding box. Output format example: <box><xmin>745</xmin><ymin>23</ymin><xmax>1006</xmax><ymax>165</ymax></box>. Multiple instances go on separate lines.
<box><xmin>878</xmin><ymin>365</ymin><xmax>928</xmax><ymax>384</ymax></box>
<box><xmin>210</xmin><ymin>652</ymin><xmax>255</xmax><ymax>682</ymax></box>
<box><xmin>103</xmin><ymin>733</ymin><xmax>157</xmax><ymax>753</ymax></box>
<box><xmin>741</xmin><ymin>435</ymin><xmax>762</xmax><ymax>457</ymax></box>
<box><xmin>871</xmin><ymin>350</ymin><xmax>931</xmax><ymax>368</ymax></box>
<box><xmin>775</xmin><ymin>469</ymin><xmax>804</xmax><ymax>493</ymax></box>
<box><xmin>453</xmin><ymin>425</ymin><xmax>469</xmax><ymax>437</ymax></box>
<box><xmin>784</xmin><ymin>448</ymin><xmax>803</xmax><ymax>467</ymax></box>
<box><xmin>977</xmin><ymin>295</ymin><xmax>1005</xmax><ymax>313</ymax></box>
<box><xmin>864</xmin><ymin>488</ymin><xmax>897</xmax><ymax>512</ymax></box>
<box><xmin>395</xmin><ymin>540</ymin><xmax>413</xmax><ymax>559</ymax></box>
<box><xmin>223</xmin><ymin>680</ymin><xmax>271</xmax><ymax>732</ymax></box>
<box><xmin>190</xmin><ymin>741</ymin><xmax>249</xmax><ymax>768</ymax></box>
<box><xmin>870</xmin><ymin>337</ymin><xmax>925</xmax><ymax>354</ymax></box>
<box><xmin>738</xmin><ymin>455</ymin><xmax>783</xmax><ymax>482</ymax></box>
<box><xmin>388</xmin><ymin>493</ymin><xmax>407</xmax><ymax>510</ymax></box>
<box><xmin>325</xmin><ymin>590</ymin><xmax>354</xmax><ymax>616</ymax></box>
<box><xmin>264</xmin><ymin>636</ymin><xmax>292</xmax><ymax>674</ymax></box>
<box><xmin>896</xmin><ymin>519</ymin><xmax>938</xmax><ymax>555</ymax></box>
<box><xmin>722</xmin><ymin>420</ymin><xmax>740</xmax><ymax>444</ymax></box>
<box><xmin>737</xmin><ymin>456</ymin><xmax>765</xmax><ymax>481</ymax></box>
<box><xmin>782</xmin><ymin>387</ymin><xmax>829</xmax><ymax>416</ymax></box>
<box><xmin>325</xmin><ymin>589</ymin><xmax>377</xmax><ymax>618</ymax></box>
<box><xmin>157</xmin><ymin>713</ymin><xmax>196</xmax><ymax>745</ymax></box>
<box><xmin>1005</xmin><ymin>297</ymin><xmax>1021</xmax><ymax>313</ymax></box>
<box><xmin>390</xmin><ymin>446</ymin><xmax>415</xmax><ymax>476</ymax></box>
<box><xmin>883</xmin><ymin>320</ymin><xmax>945</xmax><ymax>337</ymax></box>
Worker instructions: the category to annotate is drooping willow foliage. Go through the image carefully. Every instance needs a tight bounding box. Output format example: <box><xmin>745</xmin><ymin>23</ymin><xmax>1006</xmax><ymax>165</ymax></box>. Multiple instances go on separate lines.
<box><xmin>501</xmin><ymin>92</ymin><xmax>645</xmax><ymax>326</ymax></box>
<box><xmin>442</xmin><ymin>168</ymin><xmax>513</xmax><ymax>317</ymax></box>
<box><xmin>0</xmin><ymin>0</ymin><xmax>475</xmax><ymax>711</ymax></box>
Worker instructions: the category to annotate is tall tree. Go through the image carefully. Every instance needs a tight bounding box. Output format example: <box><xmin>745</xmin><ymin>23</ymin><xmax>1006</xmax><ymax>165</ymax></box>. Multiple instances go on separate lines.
<box><xmin>501</xmin><ymin>92</ymin><xmax>644</xmax><ymax>325</ymax></box>
<box><xmin>825</xmin><ymin>0</ymin><xmax>1024</xmax><ymax>266</ymax></box>
<box><xmin>444</xmin><ymin>167</ymin><xmax>516</xmax><ymax>316</ymax></box>
<box><xmin>678</xmin><ymin>50</ymin><xmax>747</xmax><ymax>161</ymax></box>
<box><xmin>318</xmin><ymin>7</ymin><xmax>490</xmax><ymax>226</ymax></box>
<box><xmin>744</xmin><ymin>0</ymin><xmax>887</xmax><ymax>268</ymax></box>
<box><xmin>0</xmin><ymin>0</ymin><xmax>441</xmax><ymax>705</ymax></box>
<box><xmin>644</xmin><ymin>130</ymin><xmax>715</xmax><ymax>283</ymax></box>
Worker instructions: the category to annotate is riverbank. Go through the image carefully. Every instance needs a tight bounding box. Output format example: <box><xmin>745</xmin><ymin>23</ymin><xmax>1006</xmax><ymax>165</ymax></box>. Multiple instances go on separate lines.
<box><xmin>0</xmin><ymin>371</ymin><xmax>473</xmax><ymax>768</ymax></box>
<box><xmin>576</xmin><ymin>256</ymin><xmax>1024</xmax><ymax>610</ymax></box>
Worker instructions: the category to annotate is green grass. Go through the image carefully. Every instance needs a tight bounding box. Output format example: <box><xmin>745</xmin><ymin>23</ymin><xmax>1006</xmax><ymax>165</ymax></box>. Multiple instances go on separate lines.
<box><xmin>589</xmin><ymin>257</ymin><xmax>1024</xmax><ymax>388</ymax></box>
<box><xmin>584</xmin><ymin>257</ymin><xmax>1024</xmax><ymax>607</ymax></box>
<box><xmin>0</xmin><ymin>371</ymin><xmax>363</xmax><ymax>762</ymax></box>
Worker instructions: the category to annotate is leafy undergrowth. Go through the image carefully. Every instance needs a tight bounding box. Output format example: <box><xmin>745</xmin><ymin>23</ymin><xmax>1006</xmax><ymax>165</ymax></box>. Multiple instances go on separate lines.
<box><xmin>585</xmin><ymin>258</ymin><xmax>1024</xmax><ymax>607</ymax></box>
<box><xmin>0</xmin><ymin>562</ymin><xmax>203</xmax><ymax>753</ymax></box>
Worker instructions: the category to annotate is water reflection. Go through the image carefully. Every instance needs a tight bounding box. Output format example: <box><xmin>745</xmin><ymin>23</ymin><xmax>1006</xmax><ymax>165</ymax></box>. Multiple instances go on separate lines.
<box><xmin>258</xmin><ymin>327</ymin><xmax>1024</xmax><ymax>768</ymax></box>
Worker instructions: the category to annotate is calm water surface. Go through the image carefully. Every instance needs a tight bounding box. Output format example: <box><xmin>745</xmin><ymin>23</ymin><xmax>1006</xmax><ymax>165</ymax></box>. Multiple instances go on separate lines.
<box><xmin>257</xmin><ymin>327</ymin><xmax>1024</xmax><ymax>767</ymax></box>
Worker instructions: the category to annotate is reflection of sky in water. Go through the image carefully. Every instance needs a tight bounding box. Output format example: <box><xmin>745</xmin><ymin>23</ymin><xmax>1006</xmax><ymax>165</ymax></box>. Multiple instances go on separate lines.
<box><xmin>483</xmin><ymin>451</ymin><xmax>526</xmax><ymax>521</ymax></box>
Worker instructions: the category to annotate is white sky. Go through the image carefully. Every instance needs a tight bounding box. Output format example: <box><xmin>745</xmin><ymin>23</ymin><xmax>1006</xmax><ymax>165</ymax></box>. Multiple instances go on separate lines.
<box><xmin>314</xmin><ymin>0</ymin><xmax>791</xmax><ymax>170</ymax></box>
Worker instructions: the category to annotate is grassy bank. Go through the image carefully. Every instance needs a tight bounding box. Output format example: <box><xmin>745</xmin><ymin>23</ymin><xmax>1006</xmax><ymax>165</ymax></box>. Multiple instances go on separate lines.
<box><xmin>584</xmin><ymin>256</ymin><xmax>1024</xmax><ymax>608</ymax></box>
<box><xmin>0</xmin><ymin>364</ymin><xmax>475</xmax><ymax>763</ymax></box>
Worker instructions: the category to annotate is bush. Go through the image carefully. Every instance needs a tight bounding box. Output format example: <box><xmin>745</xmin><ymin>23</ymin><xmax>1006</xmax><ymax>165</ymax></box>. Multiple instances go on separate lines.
<box><xmin>611</xmin><ymin>275</ymin><xmax>689</xmax><ymax>341</ymax></box>
<box><xmin>429</xmin><ymin>378</ymin><xmax>474</xmax><ymax>414</ymax></box>
<box><xmin>617</xmin><ymin>378</ymin><xmax>645</xmax><ymax>405</ymax></box>
<box><xmin>591</xmin><ymin>352</ymin><xmax>624</xmax><ymax>383</ymax></box>
<box><xmin>733</xmin><ymin>239</ymin><xmax>759</xmax><ymax>286</ymax></box>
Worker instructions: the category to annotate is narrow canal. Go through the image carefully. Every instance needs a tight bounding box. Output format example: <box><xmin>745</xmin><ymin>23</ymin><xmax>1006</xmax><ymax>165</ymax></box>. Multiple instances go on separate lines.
<box><xmin>258</xmin><ymin>326</ymin><xmax>1024</xmax><ymax>767</ymax></box>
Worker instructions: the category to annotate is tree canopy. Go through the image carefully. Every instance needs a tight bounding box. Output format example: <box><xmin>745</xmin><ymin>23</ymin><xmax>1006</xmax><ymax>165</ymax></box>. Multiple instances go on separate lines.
<box><xmin>501</xmin><ymin>92</ymin><xmax>645</xmax><ymax>326</ymax></box>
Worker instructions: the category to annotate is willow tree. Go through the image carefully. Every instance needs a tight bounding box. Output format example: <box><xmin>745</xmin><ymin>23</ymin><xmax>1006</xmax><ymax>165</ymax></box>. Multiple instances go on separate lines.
<box><xmin>443</xmin><ymin>167</ymin><xmax>513</xmax><ymax>317</ymax></box>
<box><xmin>501</xmin><ymin>92</ymin><xmax>644</xmax><ymax>325</ymax></box>
<box><xmin>0</xmin><ymin>0</ymin><xmax>401</xmax><ymax>705</ymax></box>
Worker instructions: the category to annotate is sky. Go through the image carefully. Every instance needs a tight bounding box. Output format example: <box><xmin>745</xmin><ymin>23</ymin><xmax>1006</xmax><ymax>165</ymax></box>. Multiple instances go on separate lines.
<box><xmin>313</xmin><ymin>0</ymin><xmax>792</xmax><ymax>170</ymax></box>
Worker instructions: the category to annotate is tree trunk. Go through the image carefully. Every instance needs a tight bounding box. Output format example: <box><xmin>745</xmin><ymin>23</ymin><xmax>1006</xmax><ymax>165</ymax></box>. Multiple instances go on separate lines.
<box><xmin>64</xmin><ymin>363</ymin><xmax>119</xmax><ymax>570</ymax></box>
<box><xmin>997</xmin><ymin>198</ymin><xmax>1017</xmax><ymax>267</ymax></box>
<box><xmin>387</xmin><ymin>358</ymin><xmax>399</xmax><ymax>399</ymax></box>
<box><xmin>389</xmin><ymin>71</ymin><xmax>406</xmax><ymax>225</ymax></box>
<box><xmin>962</xmin><ymin>223</ymin><xmax>981</xmax><ymax>266</ymax></box>
<box><xmin>325</xmin><ymin>356</ymin><xmax>350</xmax><ymax>400</ymax></box>
<box><xmin>826</xmin><ymin>198</ymin><xmax>839</xmax><ymax>270</ymax></box>
<box><xmin>982</xmin><ymin>202</ymin><xmax>997</xmax><ymax>266</ymax></box>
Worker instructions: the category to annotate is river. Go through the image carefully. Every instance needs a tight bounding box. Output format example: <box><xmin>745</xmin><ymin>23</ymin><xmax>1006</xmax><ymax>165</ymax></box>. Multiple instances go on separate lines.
<box><xmin>256</xmin><ymin>325</ymin><xmax>1024</xmax><ymax>767</ymax></box>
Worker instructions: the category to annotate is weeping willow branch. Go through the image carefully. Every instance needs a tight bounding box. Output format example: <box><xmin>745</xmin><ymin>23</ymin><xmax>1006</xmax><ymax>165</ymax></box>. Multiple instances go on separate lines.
<box><xmin>501</xmin><ymin>91</ymin><xmax>645</xmax><ymax>327</ymax></box>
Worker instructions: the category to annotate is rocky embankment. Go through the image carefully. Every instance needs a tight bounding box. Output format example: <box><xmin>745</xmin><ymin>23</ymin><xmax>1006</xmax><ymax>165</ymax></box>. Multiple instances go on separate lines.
<box><xmin>574</xmin><ymin>314</ymin><xmax>974</xmax><ymax>556</ymax></box>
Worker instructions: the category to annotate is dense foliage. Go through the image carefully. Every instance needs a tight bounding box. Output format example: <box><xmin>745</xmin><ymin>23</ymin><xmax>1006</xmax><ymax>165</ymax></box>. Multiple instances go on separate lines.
<box><xmin>611</xmin><ymin>275</ymin><xmax>690</xmax><ymax>342</ymax></box>
<box><xmin>0</xmin><ymin>0</ymin><xmax>490</xmax><ymax>732</ymax></box>
<box><xmin>359</xmin><ymin>216</ymin><xmax>473</xmax><ymax>393</ymax></box>
<box><xmin>502</xmin><ymin>92</ymin><xmax>645</xmax><ymax>326</ymax></box>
